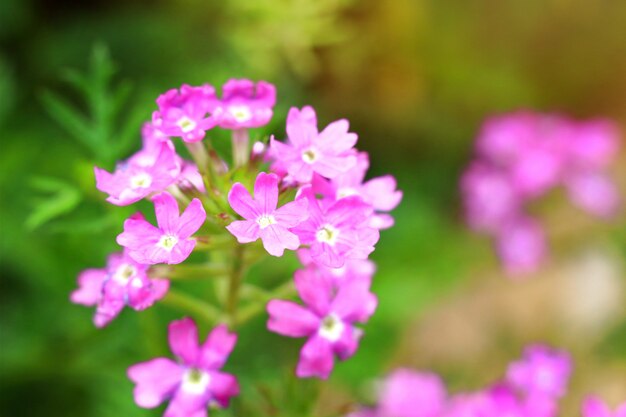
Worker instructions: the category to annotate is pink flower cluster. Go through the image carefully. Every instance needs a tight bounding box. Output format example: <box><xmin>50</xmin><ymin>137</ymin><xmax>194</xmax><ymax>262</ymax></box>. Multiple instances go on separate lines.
<box><xmin>225</xmin><ymin>105</ymin><xmax>402</xmax><ymax>378</ymax></box>
<box><xmin>349</xmin><ymin>344</ymin><xmax>581</xmax><ymax>417</ymax></box>
<box><xmin>461</xmin><ymin>112</ymin><xmax>621</xmax><ymax>274</ymax></box>
<box><xmin>73</xmin><ymin>79</ymin><xmax>402</xmax><ymax>415</ymax></box>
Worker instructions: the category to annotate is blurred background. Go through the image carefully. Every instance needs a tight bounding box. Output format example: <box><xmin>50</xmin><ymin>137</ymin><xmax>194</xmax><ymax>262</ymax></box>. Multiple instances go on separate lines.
<box><xmin>1</xmin><ymin>0</ymin><xmax>625</xmax><ymax>416</ymax></box>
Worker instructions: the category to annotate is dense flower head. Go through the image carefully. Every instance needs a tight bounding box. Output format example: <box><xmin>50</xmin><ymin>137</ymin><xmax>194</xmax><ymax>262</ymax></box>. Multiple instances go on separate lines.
<box><xmin>70</xmin><ymin>250</ymin><xmax>169</xmax><ymax>327</ymax></box>
<box><xmin>95</xmin><ymin>142</ymin><xmax>181</xmax><ymax>206</ymax></box>
<box><xmin>582</xmin><ymin>396</ymin><xmax>626</xmax><ymax>417</ymax></box>
<box><xmin>117</xmin><ymin>192</ymin><xmax>206</xmax><ymax>264</ymax></box>
<box><xmin>349</xmin><ymin>344</ymin><xmax>572</xmax><ymax>417</ymax></box>
<box><xmin>210</xmin><ymin>79</ymin><xmax>276</xmax><ymax>129</ymax></box>
<box><xmin>128</xmin><ymin>318</ymin><xmax>239</xmax><ymax>417</ymax></box>
<box><xmin>267</xmin><ymin>270</ymin><xmax>377</xmax><ymax>379</ymax></box>
<box><xmin>505</xmin><ymin>344</ymin><xmax>572</xmax><ymax>399</ymax></box>
<box><xmin>269</xmin><ymin>106</ymin><xmax>359</xmax><ymax>184</ymax></box>
<box><xmin>153</xmin><ymin>84</ymin><xmax>218</xmax><ymax>143</ymax></box>
<box><xmin>461</xmin><ymin>111</ymin><xmax>621</xmax><ymax>274</ymax></box>
<box><xmin>226</xmin><ymin>172</ymin><xmax>309</xmax><ymax>256</ymax></box>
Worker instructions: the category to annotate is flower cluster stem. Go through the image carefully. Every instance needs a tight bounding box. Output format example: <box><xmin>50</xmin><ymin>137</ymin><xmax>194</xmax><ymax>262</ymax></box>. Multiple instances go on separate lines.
<box><xmin>232</xmin><ymin>129</ymin><xmax>250</xmax><ymax>168</ymax></box>
<box><xmin>226</xmin><ymin>244</ymin><xmax>246</xmax><ymax>325</ymax></box>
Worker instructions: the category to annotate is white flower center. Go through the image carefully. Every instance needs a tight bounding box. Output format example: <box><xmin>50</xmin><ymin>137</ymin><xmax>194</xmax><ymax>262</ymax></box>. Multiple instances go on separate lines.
<box><xmin>113</xmin><ymin>263</ymin><xmax>137</xmax><ymax>284</ymax></box>
<box><xmin>316</xmin><ymin>224</ymin><xmax>339</xmax><ymax>246</ymax></box>
<box><xmin>337</xmin><ymin>187</ymin><xmax>359</xmax><ymax>199</ymax></box>
<box><xmin>301</xmin><ymin>148</ymin><xmax>319</xmax><ymax>164</ymax></box>
<box><xmin>157</xmin><ymin>234</ymin><xmax>179</xmax><ymax>251</ymax></box>
<box><xmin>181</xmin><ymin>368</ymin><xmax>211</xmax><ymax>395</ymax></box>
<box><xmin>130</xmin><ymin>172</ymin><xmax>153</xmax><ymax>189</ymax></box>
<box><xmin>256</xmin><ymin>214</ymin><xmax>277</xmax><ymax>229</ymax></box>
<box><xmin>228</xmin><ymin>105</ymin><xmax>252</xmax><ymax>122</ymax></box>
<box><xmin>177</xmin><ymin>116</ymin><xmax>197</xmax><ymax>133</ymax></box>
<box><xmin>318</xmin><ymin>314</ymin><xmax>344</xmax><ymax>342</ymax></box>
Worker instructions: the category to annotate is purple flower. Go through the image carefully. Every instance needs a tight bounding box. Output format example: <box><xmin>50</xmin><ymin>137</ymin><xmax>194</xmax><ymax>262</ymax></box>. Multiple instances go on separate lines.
<box><xmin>460</xmin><ymin>163</ymin><xmax>521</xmax><ymax>234</ymax></box>
<box><xmin>117</xmin><ymin>192</ymin><xmax>206</xmax><ymax>264</ymax></box>
<box><xmin>153</xmin><ymin>84</ymin><xmax>218</xmax><ymax>143</ymax></box>
<box><xmin>582</xmin><ymin>396</ymin><xmax>626</xmax><ymax>417</ymax></box>
<box><xmin>495</xmin><ymin>218</ymin><xmax>547</xmax><ymax>275</ymax></box>
<box><xmin>267</xmin><ymin>271</ymin><xmax>377</xmax><ymax>379</ymax></box>
<box><xmin>506</xmin><ymin>344</ymin><xmax>572</xmax><ymax>399</ymax></box>
<box><xmin>70</xmin><ymin>250</ymin><xmax>169</xmax><ymax>327</ymax></box>
<box><xmin>95</xmin><ymin>142</ymin><xmax>181</xmax><ymax>206</ymax></box>
<box><xmin>128</xmin><ymin>318</ymin><xmax>239</xmax><ymax>417</ymax></box>
<box><xmin>210</xmin><ymin>79</ymin><xmax>276</xmax><ymax>129</ymax></box>
<box><xmin>269</xmin><ymin>106</ymin><xmax>358</xmax><ymax>184</ymax></box>
<box><xmin>291</xmin><ymin>187</ymin><xmax>379</xmax><ymax>268</ymax></box>
<box><xmin>565</xmin><ymin>172</ymin><xmax>620</xmax><ymax>218</ymax></box>
<box><xmin>378</xmin><ymin>369</ymin><xmax>447</xmax><ymax>417</ymax></box>
<box><xmin>226</xmin><ymin>172</ymin><xmax>309</xmax><ymax>257</ymax></box>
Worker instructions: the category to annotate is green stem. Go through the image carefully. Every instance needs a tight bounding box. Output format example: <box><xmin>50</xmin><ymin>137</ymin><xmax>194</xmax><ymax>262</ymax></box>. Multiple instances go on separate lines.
<box><xmin>149</xmin><ymin>263</ymin><xmax>230</xmax><ymax>280</ymax></box>
<box><xmin>232</xmin><ymin>129</ymin><xmax>250</xmax><ymax>168</ymax></box>
<box><xmin>161</xmin><ymin>290</ymin><xmax>223</xmax><ymax>324</ymax></box>
<box><xmin>237</xmin><ymin>279</ymin><xmax>296</xmax><ymax>325</ymax></box>
<box><xmin>226</xmin><ymin>244</ymin><xmax>246</xmax><ymax>324</ymax></box>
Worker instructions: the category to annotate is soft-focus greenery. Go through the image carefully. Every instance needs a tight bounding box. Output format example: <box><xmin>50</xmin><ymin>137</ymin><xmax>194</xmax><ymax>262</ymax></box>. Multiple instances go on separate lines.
<box><xmin>1</xmin><ymin>1</ymin><xmax>625</xmax><ymax>416</ymax></box>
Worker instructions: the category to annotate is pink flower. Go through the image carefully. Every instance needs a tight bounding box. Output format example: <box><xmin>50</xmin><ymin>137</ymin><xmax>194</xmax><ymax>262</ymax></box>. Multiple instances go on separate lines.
<box><xmin>95</xmin><ymin>142</ymin><xmax>180</xmax><ymax>206</ymax></box>
<box><xmin>378</xmin><ymin>369</ymin><xmax>447</xmax><ymax>417</ymax></box>
<box><xmin>210</xmin><ymin>79</ymin><xmax>276</xmax><ymax>129</ymax></box>
<box><xmin>128</xmin><ymin>318</ymin><xmax>239</xmax><ymax>417</ymax></box>
<box><xmin>117</xmin><ymin>192</ymin><xmax>206</xmax><ymax>264</ymax></box>
<box><xmin>312</xmin><ymin>152</ymin><xmax>403</xmax><ymax>229</ymax></box>
<box><xmin>565</xmin><ymin>172</ymin><xmax>620</xmax><ymax>218</ymax></box>
<box><xmin>70</xmin><ymin>250</ymin><xmax>169</xmax><ymax>327</ymax></box>
<box><xmin>269</xmin><ymin>106</ymin><xmax>358</xmax><ymax>183</ymax></box>
<box><xmin>495</xmin><ymin>218</ymin><xmax>547</xmax><ymax>275</ymax></box>
<box><xmin>267</xmin><ymin>271</ymin><xmax>377</xmax><ymax>379</ymax></box>
<box><xmin>460</xmin><ymin>163</ymin><xmax>521</xmax><ymax>233</ymax></box>
<box><xmin>297</xmin><ymin>248</ymin><xmax>375</xmax><ymax>288</ymax></box>
<box><xmin>567</xmin><ymin>120</ymin><xmax>620</xmax><ymax>170</ymax></box>
<box><xmin>226</xmin><ymin>172</ymin><xmax>309</xmax><ymax>256</ymax></box>
<box><xmin>582</xmin><ymin>396</ymin><xmax>626</xmax><ymax>417</ymax></box>
<box><xmin>153</xmin><ymin>84</ymin><xmax>217</xmax><ymax>143</ymax></box>
<box><xmin>291</xmin><ymin>187</ymin><xmax>379</xmax><ymax>268</ymax></box>
<box><xmin>506</xmin><ymin>344</ymin><xmax>572</xmax><ymax>399</ymax></box>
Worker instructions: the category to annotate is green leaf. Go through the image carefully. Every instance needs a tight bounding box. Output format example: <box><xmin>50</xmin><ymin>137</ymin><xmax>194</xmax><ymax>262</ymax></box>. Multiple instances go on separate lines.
<box><xmin>26</xmin><ymin>176</ymin><xmax>82</xmax><ymax>230</ymax></box>
<box><xmin>39</xmin><ymin>90</ymin><xmax>96</xmax><ymax>152</ymax></box>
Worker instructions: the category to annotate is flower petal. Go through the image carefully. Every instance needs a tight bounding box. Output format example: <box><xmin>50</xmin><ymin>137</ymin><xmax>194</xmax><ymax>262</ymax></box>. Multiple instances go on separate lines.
<box><xmin>228</xmin><ymin>183</ymin><xmax>260</xmax><ymax>219</ymax></box>
<box><xmin>226</xmin><ymin>220</ymin><xmax>260</xmax><ymax>243</ymax></box>
<box><xmin>208</xmin><ymin>371</ymin><xmax>240</xmax><ymax>408</ymax></box>
<box><xmin>267</xmin><ymin>300</ymin><xmax>320</xmax><ymax>337</ymax></box>
<box><xmin>128</xmin><ymin>358</ymin><xmax>183</xmax><ymax>408</ymax></box>
<box><xmin>294</xmin><ymin>267</ymin><xmax>332</xmax><ymax>316</ymax></box>
<box><xmin>153</xmin><ymin>192</ymin><xmax>181</xmax><ymax>233</ymax></box>
<box><xmin>200</xmin><ymin>325</ymin><xmax>237</xmax><ymax>370</ymax></box>
<box><xmin>70</xmin><ymin>269</ymin><xmax>106</xmax><ymax>306</ymax></box>
<box><xmin>331</xmin><ymin>277</ymin><xmax>377</xmax><ymax>323</ymax></box>
<box><xmin>168</xmin><ymin>317</ymin><xmax>200</xmax><ymax>365</ymax></box>
<box><xmin>254</xmin><ymin>172</ymin><xmax>279</xmax><ymax>214</ymax></box>
<box><xmin>273</xmin><ymin>198</ymin><xmax>309</xmax><ymax>228</ymax></box>
<box><xmin>259</xmin><ymin>224</ymin><xmax>300</xmax><ymax>257</ymax></box>
<box><xmin>296</xmin><ymin>335</ymin><xmax>335</xmax><ymax>379</ymax></box>
<box><xmin>176</xmin><ymin>198</ymin><xmax>206</xmax><ymax>238</ymax></box>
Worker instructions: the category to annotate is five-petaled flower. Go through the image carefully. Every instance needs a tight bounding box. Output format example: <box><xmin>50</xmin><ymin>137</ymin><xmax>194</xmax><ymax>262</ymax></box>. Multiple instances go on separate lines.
<box><xmin>269</xmin><ymin>106</ymin><xmax>358</xmax><ymax>184</ymax></box>
<box><xmin>267</xmin><ymin>269</ymin><xmax>377</xmax><ymax>379</ymax></box>
<box><xmin>117</xmin><ymin>192</ymin><xmax>206</xmax><ymax>264</ymax></box>
<box><xmin>210</xmin><ymin>79</ymin><xmax>276</xmax><ymax>129</ymax></box>
<box><xmin>226</xmin><ymin>172</ymin><xmax>309</xmax><ymax>257</ymax></box>
<box><xmin>128</xmin><ymin>318</ymin><xmax>239</xmax><ymax>417</ymax></box>
<box><xmin>70</xmin><ymin>250</ymin><xmax>169</xmax><ymax>327</ymax></box>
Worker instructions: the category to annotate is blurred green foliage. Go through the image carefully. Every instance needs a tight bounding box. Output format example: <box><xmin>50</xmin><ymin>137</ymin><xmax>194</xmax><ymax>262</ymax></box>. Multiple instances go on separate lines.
<box><xmin>1</xmin><ymin>1</ymin><xmax>625</xmax><ymax>416</ymax></box>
